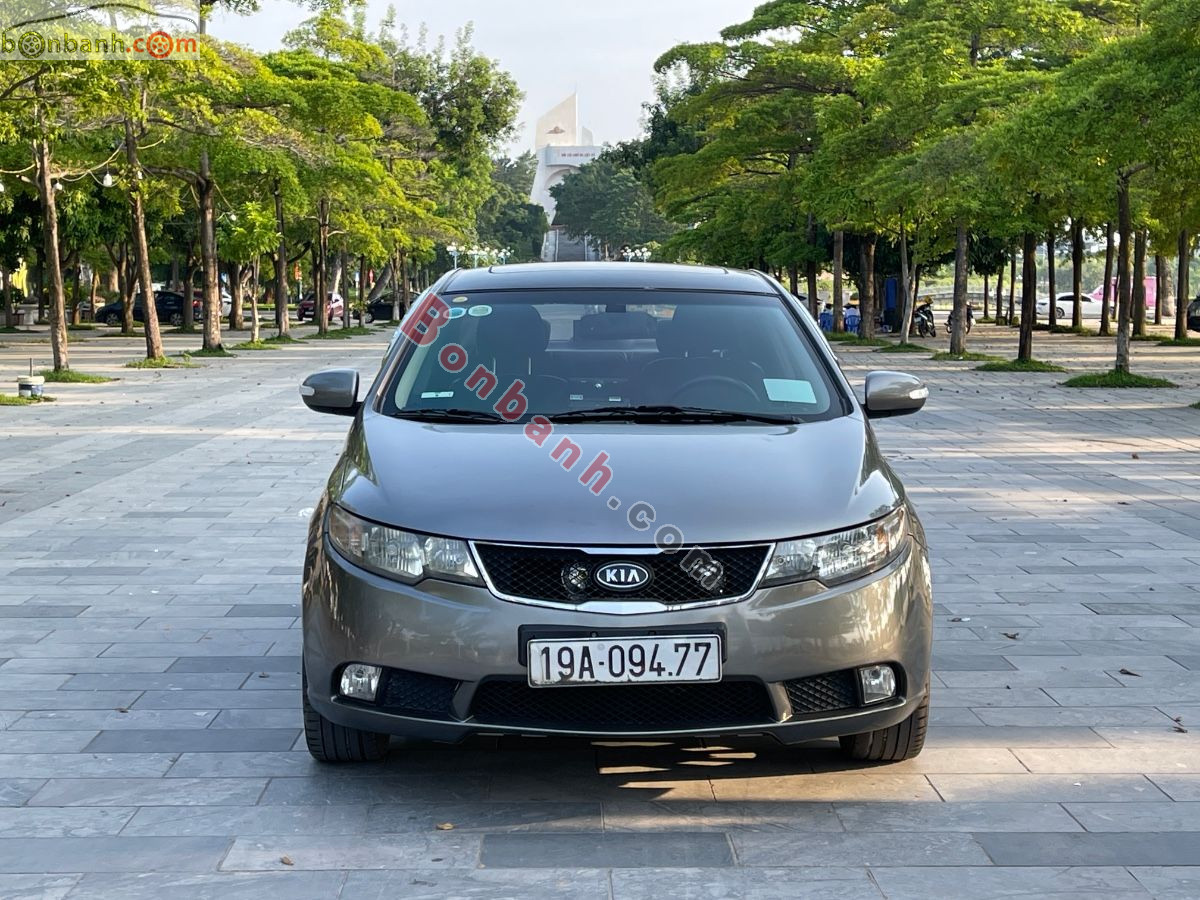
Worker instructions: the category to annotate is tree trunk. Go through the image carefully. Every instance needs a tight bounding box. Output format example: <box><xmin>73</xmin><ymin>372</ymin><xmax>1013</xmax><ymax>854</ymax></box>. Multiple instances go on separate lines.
<box><xmin>125</xmin><ymin>114</ymin><xmax>164</xmax><ymax>361</ymax></box>
<box><xmin>1153</xmin><ymin>254</ymin><xmax>1165</xmax><ymax>325</ymax></box>
<box><xmin>2</xmin><ymin>266</ymin><xmax>12</xmax><ymax>328</ymax></box>
<box><xmin>229</xmin><ymin>261</ymin><xmax>244</xmax><ymax>330</ymax></box>
<box><xmin>994</xmin><ymin>260</ymin><xmax>1004</xmax><ymax>322</ymax></box>
<box><xmin>1100</xmin><ymin>221</ymin><xmax>1115</xmax><ymax>336</ymax></box>
<box><xmin>1114</xmin><ymin>177</ymin><xmax>1133</xmax><ymax>373</ymax></box>
<box><xmin>788</xmin><ymin>262</ymin><xmax>799</xmax><ymax>297</ymax></box>
<box><xmin>1045</xmin><ymin>228</ymin><xmax>1056</xmax><ymax>328</ymax></box>
<box><xmin>831</xmin><ymin>230</ymin><xmax>844</xmax><ymax>331</ymax></box>
<box><xmin>273</xmin><ymin>181</ymin><xmax>289</xmax><ymax>336</ymax></box>
<box><xmin>69</xmin><ymin>251</ymin><xmax>81</xmax><ymax>325</ymax></box>
<box><xmin>1071</xmin><ymin>217</ymin><xmax>1084</xmax><ymax>330</ymax></box>
<box><xmin>367</xmin><ymin>260</ymin><xmax>393</xmax><ymax>303</ymax></box>
<box><xmin>183</xmin><ymin>244</ymin><xmax>196</xmax><ymax>330</ymax></box>
<box><xmin>34</xmin><ymin>111</ymin><xmax>69</xmax><ymax>370</ymax></box>
<box><xmin>1007</xmin><ymin>251</ymin><xmax>1016</xmax><ymax>323</ymax></box>
<box><xmin>859</xmin><ymin>234</ymin><xmax>876</xmax><ymax>339</ymax></box>
<box><xmin>119</xmin><ymin>244</ymin><xmax>135</xmax><ymax>333</ymax></box>
<box><xmin>983</xmin><ymin>272</ymin><xmax>990</xmax><ymax>321</ymax></box>
<box><xmin>1132</xmin><ymin>229</ymin><xmax>1147</xmax><ymax>337</ymax></box>
<box><xmin>1019</xmin><ymin>231</ymin><xmax>1036</xmax><ymax>361</ymax></box>
<box><xmin>88</xmin><ymin>268</ymin><xmax>98</xmax><ymax>322</ymax></box>
<box><xmin>250</xmin><ymin>256</ymin><xmax>262</xmax><ymax>344</ymax></box>
<box><xmin>315</xmin><ymin>199</ymin><xmax>330</xmax><ymax>335</ymax></box>
<box><xmin>357</xmin><ymin>255</ymin><xmax>366</xmax><ymax>324</ymax></box>
<box><xmin>198</xmin><ymin>151</ymin><xmax>222</xmax><ymax>351</ymax></box>
<box><xmin>899</xmin><ymin>220</ymin><xmax>914</xmax><ymax>344</ymax></box>
<box><xmin>805</xmin><ymin>211</ymin><xmax>819</xmax><ymax>317</ymax></box>
<box><xmin>1176</xmin><ymin>230</ymin><xmax>1190</xmax><ymax>342</ymax></box>
<box><xmin>950</xmin><ymin>222</ymin><xmax>969</xmax><ymax>355</ymax></box>
<box><xmin>400</xmin><ymin>249</ymin><xmax>410</xmax><ymax>312</ymax></box>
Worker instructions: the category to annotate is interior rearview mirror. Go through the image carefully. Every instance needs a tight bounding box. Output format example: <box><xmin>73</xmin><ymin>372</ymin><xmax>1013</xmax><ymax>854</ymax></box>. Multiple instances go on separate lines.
<box><xmin>863</xmin><ymin>370</ymin><xmax>927</xmax><ymax>419</ymax></box>
<box><xmin>300</xmin><ymin>369</ymin><xmax>361</xmax><ymax>416</ymax></box>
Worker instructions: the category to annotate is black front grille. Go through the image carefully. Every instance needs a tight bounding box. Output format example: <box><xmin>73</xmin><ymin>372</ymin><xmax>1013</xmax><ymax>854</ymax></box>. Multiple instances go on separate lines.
<box><xmin>474</xmin><ymin>543</ymin><xmax>769</xmax><ymax>604</ymax></box>
<box><xmin>377</xmin><ymin>668</ymin><xmax>459</xmax><ymax>720</ymax></box>
<box><xmin>469</xmin><ymin>679</ymin><xmax>775</xmax><ymax>731</ymax></box>
<box><xmin>783</xmin><ymin>670</ymin><xmax>859</xmax><ymax>715</ymax></box>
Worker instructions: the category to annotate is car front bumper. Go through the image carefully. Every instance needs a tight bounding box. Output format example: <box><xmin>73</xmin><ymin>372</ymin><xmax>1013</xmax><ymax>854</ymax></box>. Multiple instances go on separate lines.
<box><xmin>302</xmin><ymin>527</ymin><xmax>933</xmax><ymax>745</ymax></box>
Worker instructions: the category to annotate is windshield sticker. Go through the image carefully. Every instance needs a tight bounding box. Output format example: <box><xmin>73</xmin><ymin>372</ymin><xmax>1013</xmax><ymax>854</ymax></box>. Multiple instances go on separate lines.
<box><xmin>467</xmin><ymin>305</ymin><xmax>492</xmax><ymax>317</ymax></box>
<box><xmin>763</xmin><ymin>378</ymin><xmax>817</xmax><ymax>404</ymax></box>
<box><xmin>452</xmin><ymin>295</ymin><xmax>469</xmax><ymax>303</ymax></box>
<box><xmin>420</xmin><ymin>391</ymin><xmax>455</xmax><ymax>399</ymax></box>
<box><xmin>447</xmin><ymin>307</ymin><xmax>467</xmax><ymax>319</ymax></box>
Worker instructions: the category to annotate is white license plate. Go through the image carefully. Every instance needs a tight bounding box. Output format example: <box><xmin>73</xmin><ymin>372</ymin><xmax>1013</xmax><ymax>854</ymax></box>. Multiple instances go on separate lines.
<box><xmin>527</xmin><ymin>635</ymin><xmax>722</xmax><ymax>687</ymax></box>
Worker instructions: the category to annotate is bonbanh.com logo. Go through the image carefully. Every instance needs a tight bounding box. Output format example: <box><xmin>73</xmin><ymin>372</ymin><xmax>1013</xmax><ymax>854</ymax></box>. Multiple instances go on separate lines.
<box><xmin>0</xmin><ymin>0</ymin><xmax>200</xmax><ymax>60</ymax></box>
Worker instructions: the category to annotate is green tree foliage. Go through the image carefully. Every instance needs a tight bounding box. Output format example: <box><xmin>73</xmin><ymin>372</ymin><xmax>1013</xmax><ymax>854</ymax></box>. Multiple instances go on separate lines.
<box><xmin>549</xmin><ymin>157</ymin><xmax>675</xmax><ymax>257</ymax></box>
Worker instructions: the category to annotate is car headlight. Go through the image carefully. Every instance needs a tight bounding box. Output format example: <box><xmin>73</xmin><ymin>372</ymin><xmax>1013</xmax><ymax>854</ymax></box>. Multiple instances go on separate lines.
<box><xmin>327</xmin><ymin>504</ymin><xmax>482</xmax><ymax>585</ymax></box>
<box><xmin>762</xmin><ymin>506</ymin><xmax>908</xmax><ymax>587</ymax></box>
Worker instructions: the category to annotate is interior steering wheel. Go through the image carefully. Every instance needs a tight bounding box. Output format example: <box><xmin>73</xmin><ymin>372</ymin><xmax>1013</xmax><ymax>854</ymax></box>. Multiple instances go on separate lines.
<box><xmin>667</xmin><ymin>375</ymin><xmax>759</xmax><ymax>406</ymax></box>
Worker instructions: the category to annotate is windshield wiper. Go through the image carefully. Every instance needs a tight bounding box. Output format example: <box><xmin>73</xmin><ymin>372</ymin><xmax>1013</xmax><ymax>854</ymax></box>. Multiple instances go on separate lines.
<box><xmin>544</xmin><ymin>405</ymin><xmax>798</xmax><ymax>425</ymax></box>
<box><xmin>393</xmin><ymin>408</ymin><xmax>508</xmax><ymax>423</ymax></box>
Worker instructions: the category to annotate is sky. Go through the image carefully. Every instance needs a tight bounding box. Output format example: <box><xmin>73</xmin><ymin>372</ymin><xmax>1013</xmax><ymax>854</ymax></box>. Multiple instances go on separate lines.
<box><xmin>208</xmin><ymin>0</ymin><xmax>762</xmax><ymax>154</ymax></box>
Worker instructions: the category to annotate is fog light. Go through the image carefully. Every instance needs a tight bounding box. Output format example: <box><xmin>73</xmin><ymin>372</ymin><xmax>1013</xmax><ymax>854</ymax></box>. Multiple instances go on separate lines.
<box><xmin>340</xmin><ymin>664</ymin><xmax>381</xmax><ymax>701</ymax></box>
<box><xmin>858</xmin><ymin>665</ymin><xmax>897</xmax><ymax>704</ymax></box>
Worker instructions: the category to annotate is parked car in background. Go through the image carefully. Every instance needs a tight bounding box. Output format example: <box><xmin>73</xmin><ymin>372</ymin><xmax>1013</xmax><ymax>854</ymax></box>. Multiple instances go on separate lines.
<box><xmin>297</xmin><ymin>262</ymin><xmax>933</xmax><ymax>765</ymax></box>
<box><xmin>190</xmin><ymin>287</ymin><xmax>233</xmax><ymax>319</ymax></box>
<box><xmin>297</xmin><ymin>291</ymin><xmax>345</xmax><ymax>323</ymax></box>
<box><xmin>1188</xmin><ymin>297</ymin><xmax>1200</xmax><ymax>332</ymax></box>
<box><xmin>95</xmin><ymin>291</ymin><xmax>199</xmax><ymax>326</ymax></box>
<box><xmin>358</xmin><ymin>296</ymin><xmax>405</xmax><ymax>324</ymax></box>
<box><xmin>1036</xmin><ymin>292</ymin><xmax>1108</xmax><ymax>321</ymax></box>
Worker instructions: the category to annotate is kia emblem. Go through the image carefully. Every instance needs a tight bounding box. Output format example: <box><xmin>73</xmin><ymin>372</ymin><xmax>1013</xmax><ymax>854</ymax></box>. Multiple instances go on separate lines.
<box><xmin>594</xmin><ymin>561</ymin><xmax>652</xmax><ymax>591</ymax></box>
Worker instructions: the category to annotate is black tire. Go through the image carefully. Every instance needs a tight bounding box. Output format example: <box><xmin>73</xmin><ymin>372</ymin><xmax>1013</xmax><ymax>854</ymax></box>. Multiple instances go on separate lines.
<box><xmin>363</xmin><ymin>311</ymin><xmax>374</xmax><ymax>325</ymax></box>
<box><xmin>302</xmin><ymin>669</ymin><xmax>390</xmax><ymax>763</ymax></box>
<box><xmin>1056</xmin><ymin>306</ymin><xmax>1065</xmax><ymax>319</ymax></box>
<box><xmin>839</xmin><ymin>689</ymin><xmax>929</xmax><ymax>762</ymax></box>
<box><xmin>169</xmin><ymin>312</ymin><xmax>183</xmax><ymax>326</ymax></box>
<box><xmin>105</xmin><ymin>313</ymin><xmax>120</xmax><ymax>326</ymax></box>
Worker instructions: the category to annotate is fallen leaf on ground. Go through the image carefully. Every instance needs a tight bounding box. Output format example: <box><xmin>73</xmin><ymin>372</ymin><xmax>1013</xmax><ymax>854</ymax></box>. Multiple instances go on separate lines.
<box><xmin>1174</xmin><ymin>725</ymin><xmax>1189</xmax><ymax>733</ymax></box>
<box><xmin>280</xmin><ymin>855</ymin><xmax>293</xmax><ymax>866</ymax></box>
<box><xmin>1001</xmin><ymin>632</ymin><xmax>1020</xmax><ymax>640</ymax></box>
<box><xmin>435</xmin><ymin>822</ymin><xmax>455</xmax><ymax>831</ymax></box>
<box><xmin>1131</xmin><ymin>453</ymin><xmax>1140</xmax><ymax>459</ymax></box>
<box><xmin>1118</xmin><ymin>668</ymin><xmax>1141</xmax><ymax>677</ymax></box>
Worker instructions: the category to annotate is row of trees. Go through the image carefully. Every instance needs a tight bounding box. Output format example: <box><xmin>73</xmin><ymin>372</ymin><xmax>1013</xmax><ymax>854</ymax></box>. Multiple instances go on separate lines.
<box><xmin>0</xmin><ymin>1</ymin><xmax>526</xmax><ymax>369</ymax></box>
<box><xmin>563</xmin><ymin>0</ymin><xmax>1199</xmax><ymax>371</ymax></box>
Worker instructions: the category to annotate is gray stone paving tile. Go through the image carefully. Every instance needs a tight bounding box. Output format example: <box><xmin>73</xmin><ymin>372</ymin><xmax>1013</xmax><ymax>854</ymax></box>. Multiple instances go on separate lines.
<box><xmin>0</xmin><ymin>837</ymin><xmax>231</xmax><ymax>873</ymax></box>
<box><xmin>28</xmin><ymin>777</ymin><xmax>267</xmax><ymax>807</ymax></box>
<box><xmin>0</xmin><ymin>874</ymin><xmax>79</xmax><ymax>900</ymax></box>
<box><xmin>1146</xmin><ymin>775</ymin><xmax>1200</xmax><ymax>800</ymax></box>
<box><xmin>131</xmin><ymin>690</ymin><xmax>295</xmax><ymax>709</ymax></box>
<box><xmin>731</xmin><ymin>831</ymin><xmax>990</xmax><ymax>866</ymax></box>
<box><xmin>122</xmin><ymin>805</ymin><xmax>368</xmax><ymax>836</ymax></box>
<box><xmin>976</xmin><ymin>831</ymin><xmax>1200</xmax><ymax>866</ymax></box>
<box><xmin>65</xmin><ymin>872</ymin><xmax>347</xmax><ymax>900</ymax></box>
<box><xmin>208</xmin><ymin>708</ymin><xmax>300</xmax><ymax>729</ymax></box>
<box><xmin>167</xmin><ymin>655</ymin><xmax>301</xmax><ymax>673</ymax></box>
<box><xmin>0</xmin><ymin>657</ymin><xmax>173</xmax><ymax>673</ymax></box>
<box><xmin>0</xmin><ymin>808</ymin><xmax>134</xmax><ymax>838</ymax></box>
<box><xmin>223</xmin><ymin>605</ymin><xmax>299</xmax><ymax>617</ymax></box>
<box><xmin>869</xmin><ymin>866</ymin><xmax>1148</xmax><ymax>899</ymax></box>
<box><xmin>0</xmin><ymin>780</ymin><xmax>46</xmax><ymax>807</ymax></box>
<box><xmin>0</xmin><ymin>754</ymin><xmax>176</xmax><ymax>778</ymax></box>
<box><xmin>930</xmin><ymin>652</ymin><xmax>1015</xmax><ymax>671</ymax></box>
<box><xmin>0</xmin><ymin>731</ymin><xmax>99</xmax><ymax>753</ymax></box>
<box><xmin>10</xmin><ymin>709</ymin><xmax>218</xmax><ymax>730</ymax></box>
<box><xmin>221</xmin><ymin>834</ymin><xmax>480</xmax><ymax>870</ymax></box>
<box><xmin>601</xmin><ymin>800</ymin><xmax>840</xmax><ymax>833</ymax></box>
<box><xmin>834</xmin><ymin>801</ymin><xmax>1082</xmax><ymax>832</ymax></box>
<box><xmin>62</xmin><ymin>673</ymin><xmax>247</xmax><ymax>691</ymax></box>
<box><xmin>259</xmin><ymin>775</ymin><xmax>491</xmax><ymax>805</ymax></box>
<box><xmin>709</xmin><ymin>772</ymin><xmax>940</xmax><ymax>803</ymax></box>
<box><xmin>0</xmin><ymin>605</ymin><xmax>86</xmax><ymax>617</ymax></box>
<box><xmin>1066</xmin><ymin>801</ymin><xmax>1200</xmax><ymax>832</ymax></box>
<box><xmin>344</xmin><ymin>868</ymin><xmax>610</xmax><ymax>900</ymax></box>
<box><xmin>1014</xmin><ymin>747</ymin><xmax>1200</xmax><ymax>773</ymax></box>
<box><xmin>166</xmin><ymin>751</ymin><xmax>320</xmax><ymax>778</ymax></box>
<box><xmin>0</xmin><ymin>690</ymin><xmax>142</xmax><ymax>710</ymax></box>
<box><xmin>929</xmin><ymin>774</ymin><xmax>1169</xmax><ymax>802</ymax></box>
<box><xmin>923</xmin><ymin>726</ymin><xmax>1110</xmax><ymax>748</ymax></box>
<box><xmin>483</xmin><ymin>832</ymin><xmax>731</xmax><ymax>868</ymax></box>
<box><xmin>1128</xmin><ymin>866</ymin><xmax>1200</xmax><ymax>898</ymax></box>
<box><xmin>974</xmin><ymin>707</ymin><xmax>1176</xmax><ymax>727</ymax></box>
<box><xmin>85</xmin><ymin>729</ymin><xmax>299</xmax><ymax>753</ymax></box>
<box><xmin>609</xmin><ymin>867</ymin><xmax>880</xmax><ymax>900</ymax></box>
<box><xmin>367</xmin><ymin>801</ymin><xmax>601</xmax><ymax>833</ymax></box>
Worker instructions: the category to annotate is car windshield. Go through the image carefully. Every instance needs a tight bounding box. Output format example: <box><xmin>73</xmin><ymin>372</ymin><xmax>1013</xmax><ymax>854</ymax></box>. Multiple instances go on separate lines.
<box><xmin>382</xmin><ymin>289</ymin><xmax>847</xmax><ymax>423</ymax></box>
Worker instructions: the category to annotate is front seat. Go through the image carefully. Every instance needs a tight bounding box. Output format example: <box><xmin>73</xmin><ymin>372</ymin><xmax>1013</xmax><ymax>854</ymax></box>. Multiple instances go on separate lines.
<box><xmin>634</xmin><ymin>305</ymin><xmax>765</xmax><ymax>406</ymax></box>
<box><xmin>473</xmin><ymin>305</ymin><xmax>568</xmax><ymax>412</ymax></box>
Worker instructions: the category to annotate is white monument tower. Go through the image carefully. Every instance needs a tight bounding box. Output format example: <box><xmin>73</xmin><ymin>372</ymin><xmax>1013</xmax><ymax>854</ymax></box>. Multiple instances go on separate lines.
<box><xmin>529</xmin><ymin>93</ymin><xmax>603</xmax><ymax>261</ymax></box>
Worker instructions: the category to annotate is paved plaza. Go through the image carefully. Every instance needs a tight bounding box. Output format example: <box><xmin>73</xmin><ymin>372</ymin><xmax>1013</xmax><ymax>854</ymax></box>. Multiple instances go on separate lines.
<box><xmin>0</xmin><ymin>323</ymin><xmax>1198</xmax><ymax>898</ymax></box>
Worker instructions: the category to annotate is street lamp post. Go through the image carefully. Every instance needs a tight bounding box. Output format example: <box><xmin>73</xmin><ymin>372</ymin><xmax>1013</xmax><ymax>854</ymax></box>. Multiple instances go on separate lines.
<box><xmin>447</xmin><ymin>243</ymin><xmax>461</xmax><ymax>268</ymax></box>
<box><xmin>498</xmin><ymin>247</ymin><xmax>511</xmax><ymax>265</ymax></box>
<box><xmin>635</xmin><ymin>247</ymin><xmax>652</xmax><ymax>262</ymax></box>
<box><xmin>469</xmin><ymin>245</ymin><xmax>483</xmax><ymax>267</ymax></box>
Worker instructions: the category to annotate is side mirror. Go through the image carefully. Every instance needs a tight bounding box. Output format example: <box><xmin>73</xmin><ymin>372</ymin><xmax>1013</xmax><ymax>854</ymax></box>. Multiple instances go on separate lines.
<box><xmin>864</xmin><ymin>370</ymin><xmax>927</xmax><ymax>419</ymax></box>
<box><xmin>300</xmin><ymin>369</ymin><xmax>360</xmax><ymax>416</ymax></box>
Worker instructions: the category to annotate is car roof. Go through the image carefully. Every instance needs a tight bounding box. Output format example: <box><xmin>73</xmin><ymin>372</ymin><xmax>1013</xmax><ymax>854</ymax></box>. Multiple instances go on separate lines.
<box><xmin>441</xmin><ymin>262</ymin><xmax>778</xmax><ymax>294</ymax></box>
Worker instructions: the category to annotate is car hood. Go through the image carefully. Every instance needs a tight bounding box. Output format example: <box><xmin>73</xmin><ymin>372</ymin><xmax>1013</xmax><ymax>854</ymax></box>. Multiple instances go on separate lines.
<box><xmin>330</xmin><ymin>413</ymin><xmax>904</xmax><ymax>545</ymax></box>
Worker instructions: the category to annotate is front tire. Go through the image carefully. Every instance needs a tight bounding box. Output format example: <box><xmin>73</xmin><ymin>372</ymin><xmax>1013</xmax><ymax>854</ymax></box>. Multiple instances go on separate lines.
<box><xmin>1056</xmin><ymin>306</ymin><xmax>1065</xmax><ymax>319</ymax></box>
<box><xmin>302</xmin><ymin>670</ymin><xmax>390</xmax><ymax>763</ymax></box>
<box><xmin>839</xmin><ymin>689</ymin><xmax>929</xmax><ymax>762</ymax></box>
<box><xmin>105</xmin><ymin>313</ymin><xmax>120</xmax><ymax>326</ymax></box>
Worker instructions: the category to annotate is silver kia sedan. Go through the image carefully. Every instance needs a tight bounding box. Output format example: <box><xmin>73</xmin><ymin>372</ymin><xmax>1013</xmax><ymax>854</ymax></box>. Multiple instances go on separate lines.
<box><xmin>299</xmin><ymin>262</ymin><xmax>933</xmax><ymax>764</ymax></box>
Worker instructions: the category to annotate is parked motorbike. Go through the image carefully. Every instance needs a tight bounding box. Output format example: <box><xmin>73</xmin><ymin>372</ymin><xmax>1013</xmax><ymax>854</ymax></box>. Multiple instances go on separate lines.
<box><xmin>946</xmin><ymin>304</ymin><xmax>975</xmax><ymax>335</ymax></box>
<box><xmin>914</xmin><ymin>301</ymin><xmax>936</xmax><ymax>337</ymax></box>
